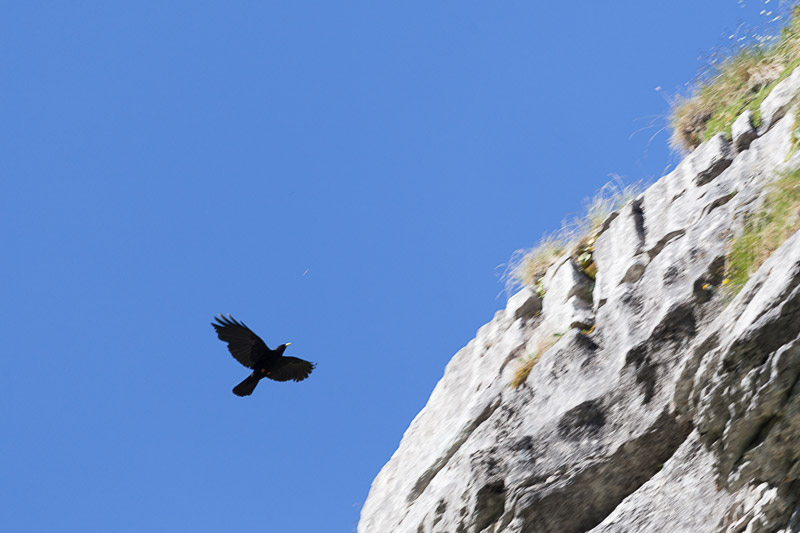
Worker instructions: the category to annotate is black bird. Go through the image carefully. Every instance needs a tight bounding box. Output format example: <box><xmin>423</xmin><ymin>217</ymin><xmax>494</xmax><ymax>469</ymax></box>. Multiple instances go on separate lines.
<box><xmin>212</xmin><ymin>314</ymin><xmax>316</xmax><ymax>396</ymax></box>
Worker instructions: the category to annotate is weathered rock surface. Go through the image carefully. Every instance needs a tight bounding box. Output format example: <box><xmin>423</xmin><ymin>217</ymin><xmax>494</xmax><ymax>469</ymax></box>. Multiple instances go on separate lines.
<box><xmin>761</xmin><ymin>66</ymin><xmax>800</xmax><ymax>131</ymax></box>
<box><xmin>359</xmin><ymin>71</ymin><xmax>800</xmax><ymax>533</ymax></box>
<box><xmin>733</xmin><ymin>110</ymin><xmax>758</xmax><ymax>153</ymax></box>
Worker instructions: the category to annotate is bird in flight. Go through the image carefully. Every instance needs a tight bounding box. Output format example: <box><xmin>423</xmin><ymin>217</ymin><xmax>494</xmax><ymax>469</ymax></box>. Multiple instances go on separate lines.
<box><xmin>212</xmin><ymin>314</ymin><xmax>316</xmax><ymax>396</ymax></box>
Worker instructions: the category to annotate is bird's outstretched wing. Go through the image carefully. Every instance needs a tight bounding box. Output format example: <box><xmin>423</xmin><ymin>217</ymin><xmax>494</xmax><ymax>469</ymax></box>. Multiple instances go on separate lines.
<box><xmin>266</xmin><ymin>356</ymin><xmax>316</xmax><ymax>382</ymax></box>
<box><xmin>212</xmin><ymin>314</ymin><xmax>270</xmax><ymax>369</ymax></box>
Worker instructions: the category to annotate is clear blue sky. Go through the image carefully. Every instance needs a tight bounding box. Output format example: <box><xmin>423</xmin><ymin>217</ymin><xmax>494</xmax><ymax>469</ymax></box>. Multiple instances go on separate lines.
<box><xmin>0</xmin><ymin>2</ymin><xmax>783</xmax><ymax>531</ymax></box>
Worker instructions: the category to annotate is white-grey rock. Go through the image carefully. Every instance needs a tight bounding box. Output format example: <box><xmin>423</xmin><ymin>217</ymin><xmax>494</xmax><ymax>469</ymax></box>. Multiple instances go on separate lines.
<box><xmin>590</xmin><ymin>432</ymin><xmax>755</xmax><ymax>533</ymax></box>
<box><xmin>359</xmin><ymin>70</ymin><xmax>800</xmax><ymax>533</ymax></box>
<box><xmin>760</xmin><ymin>65</ymin><xmax>800</xmax><ymax>131</ymax></box>
<box><xmin>732</xmin><ymin>109</ymin><xmax>758</xmax><ymax>152</ymax></box>
<box><xmin>592</xmin><ymin>199</ymin><xmax>646</xmax><ymax>310</ymax></box>
<box><xmin>506</xmin><ymin>286</ymin><xmax>542</xmax><ymax>320</ymax></box>
<box><xmin>541</xmin><ymin>259</ymin><xmax>594</xmax><ymax>331</ymax></box>
<box><xmin>691</xmin><ymin>133</ymin><xmax>734</xmax><ymax>186</ymax></box>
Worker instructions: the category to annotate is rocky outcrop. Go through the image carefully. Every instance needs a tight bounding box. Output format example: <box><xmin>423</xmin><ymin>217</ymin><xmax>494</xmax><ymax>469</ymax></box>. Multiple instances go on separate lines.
<box><xmin>359</xmin><ymin>70</ymin><xmax>800</xmax><ymax>533</ymax></box>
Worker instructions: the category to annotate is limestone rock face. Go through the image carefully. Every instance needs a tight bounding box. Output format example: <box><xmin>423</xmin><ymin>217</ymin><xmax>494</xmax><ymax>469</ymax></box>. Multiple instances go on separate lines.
<box><xmin>732</xmin><ymin>110</ymin><xmax>757</xmax><ymax>152</ymax></box>
<box><xmin>761</xmin><ymin>66</ymin><xmax>800</xmax><ymax>130</ymax></box>
<box><xmin>359</xmin><ymin>72</ymin><xmax>800</xmax><ymax>533</ymax></box>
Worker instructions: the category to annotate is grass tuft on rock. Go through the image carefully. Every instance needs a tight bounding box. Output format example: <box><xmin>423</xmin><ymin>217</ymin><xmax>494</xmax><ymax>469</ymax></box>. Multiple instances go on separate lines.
<box><xmin>511</xmin><ymin>354</ymin><xmax>541</xmax><ymax>389</ymax></box>
<box><xmin>727</xmin><ymin>167</ymin><xmax>800</xmax><ymax>293</ymax></box>
<box><xmin>510</xmin><ymin>332</ymin><xmax>566</xmax><ymax>389</ymax></box>
<box><xmin>671</xmin><ymin>5</ymin><xmax>800</xmax><ymax>152</ymax></box>
<box><xmin>503</xmin><ymin>179</ymin><xmax>641</xmax><ymax>292</ymax></box>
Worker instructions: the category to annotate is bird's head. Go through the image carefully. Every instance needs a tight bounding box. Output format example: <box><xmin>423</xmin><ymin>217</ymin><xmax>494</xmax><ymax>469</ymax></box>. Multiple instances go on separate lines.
<box><xmin>277</xmin><ymin>342</ymin><xmax>291</xmax><ymax>354</ymax></box>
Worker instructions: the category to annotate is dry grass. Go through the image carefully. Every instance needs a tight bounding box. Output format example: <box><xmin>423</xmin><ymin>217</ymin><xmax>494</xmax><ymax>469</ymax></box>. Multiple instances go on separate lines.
<box><xmin>503</xmin><ymin>179</ymin><xmax>642</xmax><ymax>292</ymax></box>
<box><xmin>507</xmin><ymin>231</ymin><xmax>571</xmax><ymax>290</ymax></box>
<box><xmin>726</xmin><ymin>166</ymin><xmax>800</xmax><ymax>292</ymax></box>
<box><xmin>510</xmin><ymin>332</ymin><xmax>564</xmax><ymax>389</ymax></box>
<box><xmin>511</xmin><ymin>353</ymin><xmax>541</xmax><ymax>389</ymax></box>
<box><xmin>585</xmin><ymin>179</ymin><xmax>641</xmax><ymax>231</ymax></box>
<box><xmin>671</xmin><ymin>5</ymin><xmax>800</xmax><ymax>152</ymax></box>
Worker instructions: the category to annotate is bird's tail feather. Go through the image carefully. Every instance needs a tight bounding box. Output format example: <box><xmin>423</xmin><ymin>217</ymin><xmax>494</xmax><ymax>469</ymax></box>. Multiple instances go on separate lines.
<box><xmin>233</xmin><ymin>375</ymin><xmax>259</xmax><ymax>397</ymax></box>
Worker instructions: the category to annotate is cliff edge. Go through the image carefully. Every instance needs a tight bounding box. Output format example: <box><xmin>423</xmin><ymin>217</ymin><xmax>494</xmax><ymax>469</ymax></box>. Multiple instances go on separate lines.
<box><xmin>359</xmin><ymin>68</ymin><xmax>800</xmax><ymax>533</ymax></box>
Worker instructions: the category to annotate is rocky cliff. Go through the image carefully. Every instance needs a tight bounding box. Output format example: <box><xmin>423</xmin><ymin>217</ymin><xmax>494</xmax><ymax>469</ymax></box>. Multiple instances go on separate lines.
<box><xmin>358</xmin><ymin>68</ymin><xmax>800</xmax><ymax>533</ymax></box>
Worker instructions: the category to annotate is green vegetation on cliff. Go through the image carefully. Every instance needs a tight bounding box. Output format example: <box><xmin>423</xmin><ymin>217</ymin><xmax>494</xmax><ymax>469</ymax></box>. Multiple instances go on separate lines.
<box><xmin>671</xmin><ymin>5</ymin><xmax>800</xmax><ymax>151</ymax></box>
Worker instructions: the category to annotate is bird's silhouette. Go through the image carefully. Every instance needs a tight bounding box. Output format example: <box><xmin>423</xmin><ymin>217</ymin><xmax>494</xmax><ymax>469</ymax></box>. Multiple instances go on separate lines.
<box><xmin>212</xmin><ymin>314</ymin><xmax>315</xmax><ymax>396</ymax></box>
